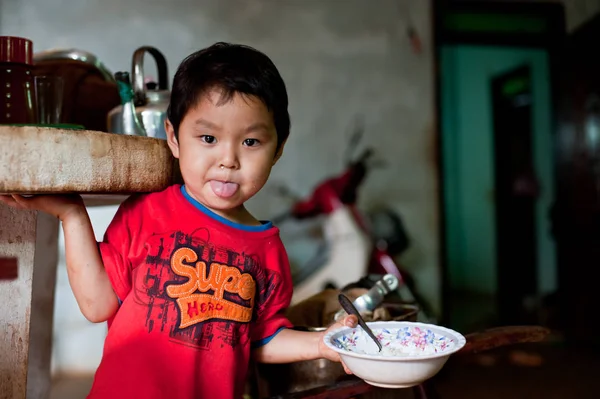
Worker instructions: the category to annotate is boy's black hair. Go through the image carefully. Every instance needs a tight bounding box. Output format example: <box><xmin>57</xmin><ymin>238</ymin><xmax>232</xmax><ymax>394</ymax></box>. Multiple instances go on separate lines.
<box><xmin>167</xmin><ymin>42</ymin><xmax>290</xmax><ymax>149</ymax></box>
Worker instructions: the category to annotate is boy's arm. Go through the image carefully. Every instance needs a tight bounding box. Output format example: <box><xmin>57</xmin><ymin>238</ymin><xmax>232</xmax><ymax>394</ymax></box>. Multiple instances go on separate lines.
<box><xmin>62</xmin><ymin>206</ymin><xmax>119</xmax><ymax>322</ymax></box>
<box><xmin>251</xmin><ymin>240</ymin><xmax>356</xmax><ymax>365</ymax></box>
<box><xmin>253</xmin><ymin>315</ymin><xmax>357</xmax><ymax>364</ymax></box>
<box><xmin>253</xmin><ymin>328</ymin><xmax>321</xmax><ymax>363</ymax></box>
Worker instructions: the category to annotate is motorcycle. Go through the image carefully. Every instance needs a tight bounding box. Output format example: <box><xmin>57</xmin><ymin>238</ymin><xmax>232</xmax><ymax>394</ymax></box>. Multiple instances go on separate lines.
<box><xmin>270</xmin><ymin>124</ymin><xmax>429</xmax><ymax>320</ymax></box>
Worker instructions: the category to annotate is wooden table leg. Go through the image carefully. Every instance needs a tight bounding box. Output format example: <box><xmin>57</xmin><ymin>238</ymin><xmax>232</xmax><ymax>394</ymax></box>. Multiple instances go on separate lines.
<box><xmin>0</xmin><ymin>205</ymin><xmax>59</xmax><ymax>399</ymax></box>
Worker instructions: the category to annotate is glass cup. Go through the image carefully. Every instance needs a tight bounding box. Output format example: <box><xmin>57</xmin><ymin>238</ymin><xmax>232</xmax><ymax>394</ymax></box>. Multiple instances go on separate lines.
<box><xmin>34</xmin><ymin>75</ymin><xmax>64</xmax><ymax>124</ymax></box>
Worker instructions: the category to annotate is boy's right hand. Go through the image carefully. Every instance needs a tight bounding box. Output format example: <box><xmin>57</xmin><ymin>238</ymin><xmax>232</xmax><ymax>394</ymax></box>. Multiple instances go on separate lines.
<box><xmin>0</xmin><ymin>194</ymin><xmax>85</xmax><ymax>221</ymax></box>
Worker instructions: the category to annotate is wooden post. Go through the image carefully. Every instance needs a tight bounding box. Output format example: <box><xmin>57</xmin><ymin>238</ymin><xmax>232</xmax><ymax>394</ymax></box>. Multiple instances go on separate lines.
<box><xmin>0</xmin><ymin>205</ymin><xmax>59</xmax><ymax>399</ymax></box>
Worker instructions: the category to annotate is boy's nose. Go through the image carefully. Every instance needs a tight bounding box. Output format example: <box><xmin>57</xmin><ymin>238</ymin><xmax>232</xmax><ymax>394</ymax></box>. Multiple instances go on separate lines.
<box><xmin>219</xmin><ymin>160</ymin><xmax>239</xmax><ymax>170</ymax></box>
<box><xmin>219</xmin><ymin>146</ymin><xmax>240</xmax><ymax>170</ymax></box>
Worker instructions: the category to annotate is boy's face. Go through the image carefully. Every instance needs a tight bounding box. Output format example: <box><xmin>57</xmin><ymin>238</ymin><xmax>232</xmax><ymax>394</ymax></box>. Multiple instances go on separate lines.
<box><xmin>166</xmin><ymin>88</ymin><xmax>284</xmax><ymax>222</ymax></box>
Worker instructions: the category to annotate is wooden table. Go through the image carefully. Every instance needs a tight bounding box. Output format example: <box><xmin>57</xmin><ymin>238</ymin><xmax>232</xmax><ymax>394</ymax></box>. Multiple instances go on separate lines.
<box><xmin>0</xmin><ymin>126</ymin><xmax>175</xmax><ymax>399</ymax></box>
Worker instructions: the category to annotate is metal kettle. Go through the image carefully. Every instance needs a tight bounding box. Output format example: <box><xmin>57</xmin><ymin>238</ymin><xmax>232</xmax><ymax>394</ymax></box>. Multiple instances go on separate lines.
<box><xmin>107</xmin><ymin>46</ymin><xmax>170</xmax><ymax>139</ymax></box>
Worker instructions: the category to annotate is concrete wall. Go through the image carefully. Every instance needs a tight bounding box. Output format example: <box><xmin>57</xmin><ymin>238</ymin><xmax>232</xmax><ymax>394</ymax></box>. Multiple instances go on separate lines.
<box><xmin>0</xmin><ymin>0</ymin><xmax>437</xmax><ymax>375</ymax></box>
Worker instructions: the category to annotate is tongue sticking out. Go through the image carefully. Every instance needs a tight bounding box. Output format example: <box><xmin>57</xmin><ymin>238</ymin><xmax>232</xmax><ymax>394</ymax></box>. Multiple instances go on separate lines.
<box><xmin>210</xmin><ymin>181</ymin><xmax>239</xmax><ymax>198</ymax></box>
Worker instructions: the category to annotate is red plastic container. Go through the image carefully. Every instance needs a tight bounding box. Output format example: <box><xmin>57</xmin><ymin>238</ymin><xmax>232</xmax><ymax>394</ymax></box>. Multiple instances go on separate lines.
<box><xmin>0</xmin><ymin>36</ymin><xmax>36</xmax><ymax>124</ymax></box>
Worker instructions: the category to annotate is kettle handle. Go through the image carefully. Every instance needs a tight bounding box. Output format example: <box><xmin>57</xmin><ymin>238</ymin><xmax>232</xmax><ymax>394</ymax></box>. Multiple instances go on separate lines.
<box><xmin>131</xmin><ymin>46</ymin><xmax>169</xmax><ymax>106</ymax></box>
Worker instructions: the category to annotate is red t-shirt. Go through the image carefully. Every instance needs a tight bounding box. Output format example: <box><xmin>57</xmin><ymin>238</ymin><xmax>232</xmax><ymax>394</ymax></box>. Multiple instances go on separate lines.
<box><xmin>88</xmin><ymin>185</ymin><xmax>293</xmax><ymax>399</ymax></box>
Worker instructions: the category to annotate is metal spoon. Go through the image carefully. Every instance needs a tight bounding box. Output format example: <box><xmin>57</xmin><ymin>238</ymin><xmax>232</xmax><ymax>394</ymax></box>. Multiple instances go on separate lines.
<box><xmin>338</xmin><ymin>293</ymin><xmax>382</xmax><ymax>352</ymax></box>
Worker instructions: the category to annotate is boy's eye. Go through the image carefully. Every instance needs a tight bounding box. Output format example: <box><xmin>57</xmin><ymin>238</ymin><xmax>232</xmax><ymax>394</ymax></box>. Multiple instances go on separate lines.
<box><xmin>243</xmin><ymin>138</ymin><xmax>259</xmax><ymax>147</ymax></box>
<box><xmin>200</xmin><ymin>135</ymin><xmax>216</xmax><ymax>144</ymax></box>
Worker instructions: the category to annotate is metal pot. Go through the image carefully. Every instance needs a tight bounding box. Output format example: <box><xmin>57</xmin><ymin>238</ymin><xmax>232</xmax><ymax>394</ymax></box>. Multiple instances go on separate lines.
<box><xmin>107</xmin><ymin>46</ymin><xmax>170</xmax><ymax>139</ymax></box>
<box><xmin>33</xmin><ymin>48</ymin><xmax>116</xmax><ymax>83</ymax></box>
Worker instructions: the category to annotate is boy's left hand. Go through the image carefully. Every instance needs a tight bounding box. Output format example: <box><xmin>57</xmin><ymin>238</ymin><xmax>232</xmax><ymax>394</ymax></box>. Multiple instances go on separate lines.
<box><xmin>318</xmin><ymin>314</ymin><xmax>358</xmax><ymax>373</ymax></box>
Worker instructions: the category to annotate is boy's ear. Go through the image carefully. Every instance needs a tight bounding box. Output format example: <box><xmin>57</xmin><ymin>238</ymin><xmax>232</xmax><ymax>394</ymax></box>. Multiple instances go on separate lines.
<box><xmin>165</xmin><ymin>119</ymin><xmax>180</xmax><ymax>158</ymax></box>
<box><xmin>273</xmin><ymin>139</ymin><xmax>287</xmax><ymax>165</ymax></box>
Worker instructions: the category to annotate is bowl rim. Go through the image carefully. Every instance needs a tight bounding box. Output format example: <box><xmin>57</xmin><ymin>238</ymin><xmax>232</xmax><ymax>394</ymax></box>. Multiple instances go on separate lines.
<box><xmin>323</xmin><ymin>321</ymin><xmax>467</xmax><ymax>361</ymax></box>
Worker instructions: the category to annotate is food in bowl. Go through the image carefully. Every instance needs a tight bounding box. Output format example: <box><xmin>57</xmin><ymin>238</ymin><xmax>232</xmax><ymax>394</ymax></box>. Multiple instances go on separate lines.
<box><xmin>324</xmin><ymin>321</ymin><xmax>466</xmax><ymax>388</ymax></box>
<box><xmin>334</xmin><ymin>323</ymin><xmax>457</xmax><ymax>357</ymax></box>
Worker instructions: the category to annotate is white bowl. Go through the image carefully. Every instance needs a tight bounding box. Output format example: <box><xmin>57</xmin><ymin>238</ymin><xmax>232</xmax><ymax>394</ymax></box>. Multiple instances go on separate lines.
<box><xmin>323</xmin><ymin>321</ymin><xmax>466</xmax><ymax>388</ymax></box>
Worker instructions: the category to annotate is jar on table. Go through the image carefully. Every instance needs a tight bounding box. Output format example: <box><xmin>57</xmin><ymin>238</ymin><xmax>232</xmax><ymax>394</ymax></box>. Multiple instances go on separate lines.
<box><xmin>0</xmin><ymin>36</ymin><xmax>36</xmax><ymax>124</ymax></box>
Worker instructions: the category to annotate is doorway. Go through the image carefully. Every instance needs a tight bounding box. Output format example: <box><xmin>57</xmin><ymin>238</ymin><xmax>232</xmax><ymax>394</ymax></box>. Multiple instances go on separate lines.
<box><xmin>491</xmin><ymin>65</ymin><xmax>538</xmax><ymax>325</ymax></box>
<box><xmin>435</xmin><ymin>1</ymin><xmax>565</xmax><ymax>331</ymax></box>
<box><xmin>440</xmin><ymin>45</ymin><xmax>555</xmax><ymax>331</ymax></box>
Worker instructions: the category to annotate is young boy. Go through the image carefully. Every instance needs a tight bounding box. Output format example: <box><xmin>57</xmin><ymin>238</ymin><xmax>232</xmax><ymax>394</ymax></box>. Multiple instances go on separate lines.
<box><xmin>0</xmin><ymin>42</ymin><xmax>357</xmax><ymax>398</ymax></box>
